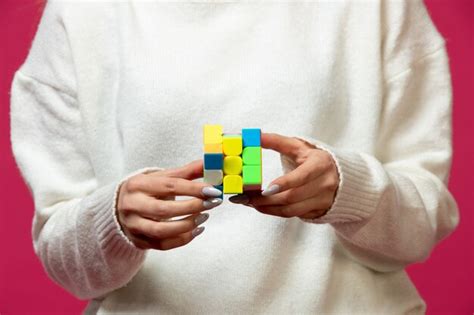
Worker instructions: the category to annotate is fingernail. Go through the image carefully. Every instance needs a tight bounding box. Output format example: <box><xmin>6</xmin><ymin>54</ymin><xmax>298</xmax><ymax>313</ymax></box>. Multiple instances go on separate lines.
<box><xmin>203</xmin><ymin>198</ymin><xmax>223</xmax><ymax>209</ymax></box>
<box><xmin>261</xmin><ymin>184</ymin><xmax>280</xmax><ymax>196</ymax></box>
<box><xmin>202</xmin><ymin>186</ymin><xmax>223</xmax><ymax>197</ymax></box>
<box><xmin>229</xmin><ymin>194</ymin><xmax>249</xmax><ymax>204</ymax></box>
<box><xmin>194</xmin><ymin>213</ymin><xmax>209</xmax><ymax>226</ymax></box>
<box><xmin>192</xmin><ymin>226</ymin><xmax>205</xmax><ymax>238</ymax></box>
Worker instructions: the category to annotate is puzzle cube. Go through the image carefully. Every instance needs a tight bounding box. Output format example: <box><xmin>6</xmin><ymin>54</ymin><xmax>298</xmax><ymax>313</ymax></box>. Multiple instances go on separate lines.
<box><xmin>204</xmin><ymin>169</ymin><xmax>223</xmax><ymax>186</ymax></box>
<box><xmin>242</xmin><ymin>147</ymin><xmax>262</xmax><ymax>165</ymax></box>
<box><xmin>242</xmin><ymin>128</ymin><xmax>261</xmax><ymax>147</ymax></box>
<box><xmin>222</xmin><ymin>134</ymin><xmax>243</xmax><ymax>156</ymax></box>
<box><xmin>203</xmin><ymin>125</ymin><xmax>262</xmax><ymax>195</ymax></box>
<box><xmin>204</xmin><ymin>125</ymin><xmax>223</xmax><ymax>145</ymax></box>
<box><xmin>205</xmin><ymin>143</ymin><xmax>222</xmax><ymax>153</ymax></box>
<box><xmin>223</xmin><ymin>175</ymin><xmax>243</xmax><ymax>194</ymax></box>
<box><xmin>204</xmin><ymin>153</ymin><xmax>223</xmax><ymax>170</ymax></box>
<box><xmin>223</xmin><ymin>156</ymin><xmax>242</xmax><ymax>175</ymax></box>
<box><xmin>243</xmin><ymin>165</ymin><xmax>262</xmax><ymax>185</ymax></box>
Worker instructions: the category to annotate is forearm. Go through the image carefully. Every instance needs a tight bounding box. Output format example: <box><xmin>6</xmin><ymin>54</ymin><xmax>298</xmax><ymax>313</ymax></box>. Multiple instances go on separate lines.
<box><xmin>33</xmin><ymin>168</ymin><xmax>160</xmax><ymax>299</ymax></box>
<box><xmin>296</xmin><ymin>141</ymin><xmax>459</xmax><ymax>272</ymax></box>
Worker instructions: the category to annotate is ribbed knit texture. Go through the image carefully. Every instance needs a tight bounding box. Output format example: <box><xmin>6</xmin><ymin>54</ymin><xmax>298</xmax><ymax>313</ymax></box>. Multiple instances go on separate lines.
<box><xmin>10</xmin><ymin>0</ymin><xmax>459</xmax><ymax>313</ymax></box>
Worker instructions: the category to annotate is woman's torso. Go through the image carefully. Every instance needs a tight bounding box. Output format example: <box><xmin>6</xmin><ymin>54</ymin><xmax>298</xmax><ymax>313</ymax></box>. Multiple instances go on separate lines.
<box><xmin>63</xmin><ymin>1</ymin><xmax>425</xmax><ymax>313</ymax></box>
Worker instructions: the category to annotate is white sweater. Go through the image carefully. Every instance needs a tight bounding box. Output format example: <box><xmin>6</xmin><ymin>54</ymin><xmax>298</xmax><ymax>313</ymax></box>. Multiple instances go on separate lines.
<box><xmin>10</xmin><ymin>0</ymin><xmax>460</xmax><ymax>314</ymax></box>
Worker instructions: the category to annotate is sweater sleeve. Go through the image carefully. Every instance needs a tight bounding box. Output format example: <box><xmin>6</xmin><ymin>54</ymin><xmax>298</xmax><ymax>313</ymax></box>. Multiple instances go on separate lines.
<box><xmin>10</xmin><ymin>1</ymin><xmax>162</xmax><ymax>300</ymax></box>
<box><xmin>290</xmin><ymin>0</ymin><xmax>459</xmax><ymax>272</ymax></box>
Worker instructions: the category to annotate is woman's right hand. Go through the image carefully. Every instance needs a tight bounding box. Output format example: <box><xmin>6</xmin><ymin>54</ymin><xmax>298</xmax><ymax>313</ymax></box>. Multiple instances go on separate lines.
<box><xmin>116</xmin><ymin>160</ymin><xmax>223</xmax><ymax>250</ymax></box>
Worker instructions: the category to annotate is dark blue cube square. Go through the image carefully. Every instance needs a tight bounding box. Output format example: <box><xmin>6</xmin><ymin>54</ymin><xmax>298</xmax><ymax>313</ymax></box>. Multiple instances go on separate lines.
<box><xmin>204</xmin><ymin>153</ymin><xmax>223</xmax><ymax>170</ymax></box>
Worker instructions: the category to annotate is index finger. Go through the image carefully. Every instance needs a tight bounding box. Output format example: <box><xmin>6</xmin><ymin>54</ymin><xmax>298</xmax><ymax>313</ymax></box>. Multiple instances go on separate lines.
<box><xmin>157</xmin><ymin>159</ymin><xmax>204</xmax><ymax>180</ymax></box>
<box><xmin>132</xmin><ymin>176</ymin><xmax>223</xmax><ymax>199</ymax></box>
<box><xmin>261</xmin><ymin>132</ymin><xmax>305</xmax><ymax>159</ymax></box>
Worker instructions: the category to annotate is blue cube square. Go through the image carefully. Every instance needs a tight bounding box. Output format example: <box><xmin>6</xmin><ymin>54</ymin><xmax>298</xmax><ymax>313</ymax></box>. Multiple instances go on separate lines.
<box><xmin>204</xmin><ymin>153</ymin><xmax>223</xmax><ymax>170</ymax></box>
<box><xmin>242</xmin><ymin>128</ymin><xmax>261</xmax><ymax>147</ymax></box>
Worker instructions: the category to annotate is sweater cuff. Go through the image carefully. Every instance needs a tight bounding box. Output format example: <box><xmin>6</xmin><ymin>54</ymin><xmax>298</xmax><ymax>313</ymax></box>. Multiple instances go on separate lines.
<box><xmin>84</xmin><ymin>166</ymin><xmax>165</xmax><ymax>260</ymax></box>
<box><xmin>289</xmin><ymin>136</ymin><xmax>380</xmax><ymax>224</ymax></box>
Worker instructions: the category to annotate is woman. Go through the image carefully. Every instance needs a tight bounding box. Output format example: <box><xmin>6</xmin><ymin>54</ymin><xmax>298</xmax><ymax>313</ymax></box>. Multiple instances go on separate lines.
<box><xmin>10</xmin><ymin>0</ymin><xmax>459</xmax><ymax>313</ymax></box>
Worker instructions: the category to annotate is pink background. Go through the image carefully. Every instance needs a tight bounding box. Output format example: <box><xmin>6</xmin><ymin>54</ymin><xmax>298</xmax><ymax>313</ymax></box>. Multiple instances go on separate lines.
<box><xmin>1</xmin><ymin>1</ymin><xmax>472</xmax><ymax>314</ymax></box>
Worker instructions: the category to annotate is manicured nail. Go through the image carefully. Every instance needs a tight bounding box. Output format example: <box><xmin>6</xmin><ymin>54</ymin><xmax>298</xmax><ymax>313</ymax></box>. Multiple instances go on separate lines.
<box><xmin>229</xmin><ymin>194</ymin><xmax>249</xmax><ymax>204</ymax></box>
<box><xmin>202</xmin><ymin>186</ymin><xmax>223</xmax><ymax>197</ymax></box>
<box><xmin>203</xmin><ymin>198</ymin><xmax>223</xmax><ymax>209</ymax></box>
<box><xmin>194</xmin><ymin>213</ymin><xmax>209</xmax><ymax>226</ymax></box>
<box><xmin>261</xmin><ymin>184</ymin><xmax>280</xmax><ymax>196</ymax></box>
<box><xmin>192</xmin><ymin>226</ymin><xmax>205</xmax><ymax>238</ymax></box>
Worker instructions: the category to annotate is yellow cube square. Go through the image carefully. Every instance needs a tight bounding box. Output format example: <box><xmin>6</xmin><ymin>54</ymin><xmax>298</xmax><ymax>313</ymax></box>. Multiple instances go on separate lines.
<box><xmin>223</xmin><ymin>156</ymin><xmax>242</xmax><ymax>175</ymax></box>
<box><xmin>204</xmin><ymin>125</ymin><xmax>223</xmax><ymax>145</ymax></box>
<box><xmin>223</xmin><ymin>175</ymin><xmax>243</xmax><ymax>194</ymax></box>
<box><xmin>204</xmin><ymin>143</ymin><xmax>222</xmax><ymax>153</ymax></box>
<box><xmin>222</xmin><ymin>135</ymin><xmax>242</xmax><ymax>156</ymax></box>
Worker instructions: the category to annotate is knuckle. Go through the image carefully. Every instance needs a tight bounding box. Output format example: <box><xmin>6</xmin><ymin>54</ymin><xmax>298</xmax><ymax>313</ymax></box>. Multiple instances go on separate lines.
<box><xmin>125</xmin><ymin>175</ymin><xmax>143</xmax><ymax>192</ymax></box>
<box><xmin>151</xmin><ymin>225</ymin><xmax>165</xmax><ymax>239</ymax></box>
<box><xmin>127</xmin><ymin>223</ymin><xmax>141</xmax><ymax>235</ymax></box>
<box><xmin>154</xmin><ymin>203</ymin><xmax>170</xmax><ymax>219</ymax></box>
<box><xmin>181</xmin><ymin>233</ymin><xmax>193</xmax><ymax>245</ymax></box>
<box><xmin>163</xmin><ymin>179</ymin><xmax>177</xmax><ymax>195</ymax></box>
<box><xmin>190</xmin><ymin>198</ymin><xmax>204</xmax><ymax>211</ymax></box>
<box><xmin>321</xmin><ymin>195</ymin><xmax>334</xmax><ymax>209</ymax></box>
<box><xmin>119</xmin><ymin>195</ymin><xmax>134</xmax><ymax>211</ymax></box>
<box><xmin>321</xmin><ymin>153</ymin><xmax>334</xmax><ymax>169</ymax></box>
<box><xmin>326</xmin><ymin>175</ymin><xmax>339</xmax><ymax>190</ymax></box>
<box><xmin>280</xmin><ymin>207</ymin><xmax>294</xmax><ymax>218</ymax></box>
<box><xmin>282</xmin><ymin>192</ymin><xmax>295</xmax><ymax>204</ymax></box>
<box><xmin>295</xmin><ymin>171</ymin><xmax>310</xmax><ymax>185</ymax></box>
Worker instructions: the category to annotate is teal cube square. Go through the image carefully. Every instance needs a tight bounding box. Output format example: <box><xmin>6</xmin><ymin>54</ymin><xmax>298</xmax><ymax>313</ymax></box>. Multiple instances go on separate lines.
<box><xmin>242</xmin><ymin>128</ymin><xmax>261</xmax><ymax>147</ymax></box>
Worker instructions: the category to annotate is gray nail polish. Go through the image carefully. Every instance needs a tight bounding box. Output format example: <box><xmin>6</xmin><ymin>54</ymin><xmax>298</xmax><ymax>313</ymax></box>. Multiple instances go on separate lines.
<box><xmin>202</xmin><ymin>186</ymin><xmax>223</xmax><ymax>197</ymax></box>
<box><xmin>194</xmin><ymin>213</ymin><xmax>209</xmax><ymax>226</ymax></box>
<box><xmin>261</xmin><ymin>184</ymin><xmax>280</xmax><ymax>196</ymax></box>
<box><xmin>192</xmin><ymin>226</ymin><xmax>205</xmax><ymax>238</ymax></box>
<box><xmin>203</xmin><ymin>198</ymin><xmax>223</xmax><ymax>209</ymax></box>
<box><xmin>229</xmin><ymin>194</ymin><xmax>249</xmax><ymax>204</ymax></box>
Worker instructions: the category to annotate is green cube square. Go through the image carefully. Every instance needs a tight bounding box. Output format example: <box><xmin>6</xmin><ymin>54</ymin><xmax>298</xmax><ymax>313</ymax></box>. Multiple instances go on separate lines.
<box><xmin>243</xmin><ymin>165</ymin><xmax>262</xmax><ymax>185</ymax></box>
<box><xmin>242</xmin><ymin>147</ymin><xmax>261</xmax><ymax>165</ymax></box>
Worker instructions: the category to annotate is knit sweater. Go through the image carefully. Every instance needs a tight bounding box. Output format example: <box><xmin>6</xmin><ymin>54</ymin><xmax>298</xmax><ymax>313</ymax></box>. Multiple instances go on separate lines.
<box><xmin>10</xmin><ymin>0</ymin><xmax>459</xmax><ymax>314</ymax></box>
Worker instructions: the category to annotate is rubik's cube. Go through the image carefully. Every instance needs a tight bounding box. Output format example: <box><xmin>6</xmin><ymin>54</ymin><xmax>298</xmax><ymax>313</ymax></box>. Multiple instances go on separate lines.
<box><xmin>203</xmin><ymin>125</ymin><xmax>262</xmax><ymax>196</ymax></box>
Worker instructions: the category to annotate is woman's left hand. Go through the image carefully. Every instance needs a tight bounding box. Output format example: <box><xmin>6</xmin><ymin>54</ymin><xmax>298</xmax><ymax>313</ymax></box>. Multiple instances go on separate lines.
<box><xmin>229</xmin><ymin>133</ymin><xmax>339</xmax><ymax>220</ymax></box>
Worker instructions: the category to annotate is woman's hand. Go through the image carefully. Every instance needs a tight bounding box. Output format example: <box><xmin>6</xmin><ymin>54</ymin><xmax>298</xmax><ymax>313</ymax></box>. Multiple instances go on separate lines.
<box><xmin>230</xmin><ymin>133</ymin><xmax>339</xmax><ymax>220</ymax></box>
<box><xmin>116</xmin><ymin>160</ymin><xmax>223</xmax><ymax>250</ymax></box>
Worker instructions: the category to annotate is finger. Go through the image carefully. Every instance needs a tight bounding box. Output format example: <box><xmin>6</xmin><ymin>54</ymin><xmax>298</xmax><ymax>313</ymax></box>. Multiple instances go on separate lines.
<box><xmin>261</xmin><ymin>157</ymin><xmax>325</xmax><ymax>197</ymax></box>
<box><xmin>261</xmin><ymin>132</ymin><xmax>305</xmax><ymax>159</ymax></box>
<box><xmin>132</xmin><ymin>226</ymin><xmax>205</xmax><ymax>251</ymax></box>
<box><xmin>126</xmin><ymin>212</ymin><xmax>209</xmax><ymax>240</ymax></box>
<box><xmin>126</xmin><ymin>175</ymin><xmax>222</xmax><ymax>198</ymax></box>
<box><xmin>262</xmin><ymin>150</ymin><xmax>336</xmax><ymax>196</ymax></box>
<box><xmin>298</xmin><ymin>209</ymin><xmax>329</xmax><ymax>220</ymax></box>
<box><xmin>247</xmin><ymin>173</ymin><xmax>335</xmax><ymax>207</ymax></box>
<box><xmin>124</xmin><ymin>193</ymin><xmax>223</xmax><ymax>219</ymax></box>
<box><xmin>157</xmin><ymin>226</ymin><xmax>205</xmax><ymax>250</ymax></box>
<box><xmin>252</xmin><ymin>194</ymin><xmax>334</xmax><ymax>218</ymax></box>
<box><xmin>157</xmin><ymin>159</ymin><xmax>204</xmax><ymax>180</ymax></box>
